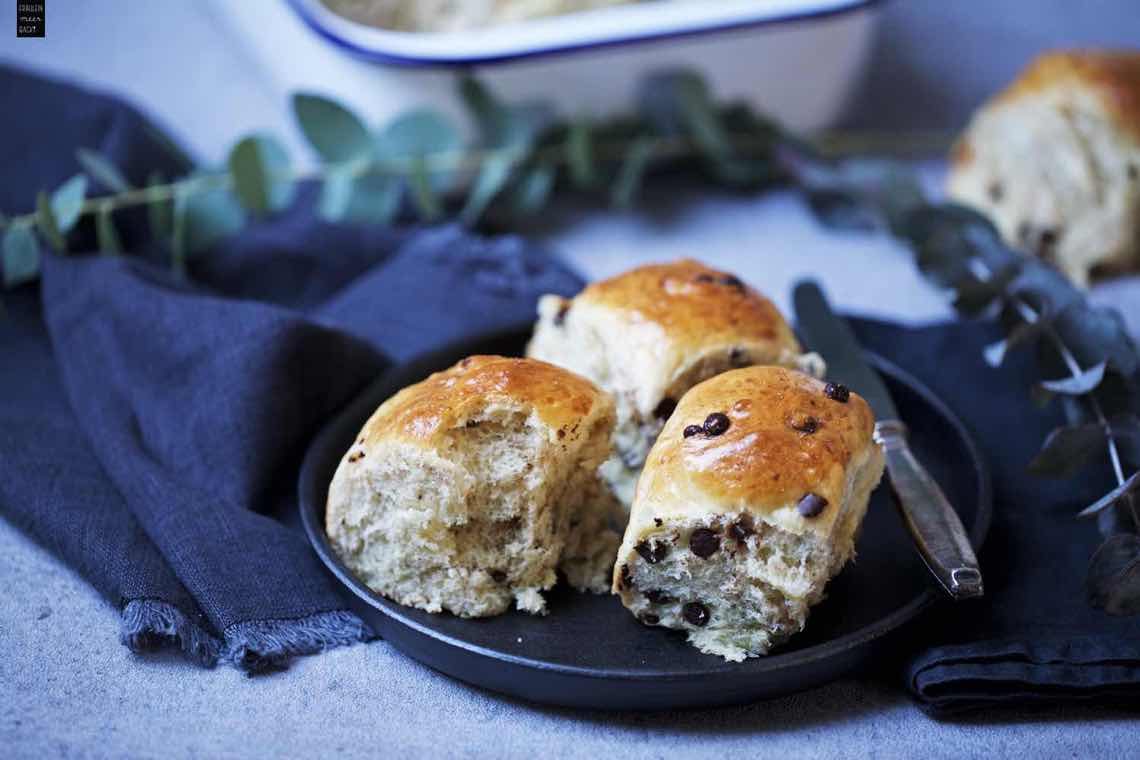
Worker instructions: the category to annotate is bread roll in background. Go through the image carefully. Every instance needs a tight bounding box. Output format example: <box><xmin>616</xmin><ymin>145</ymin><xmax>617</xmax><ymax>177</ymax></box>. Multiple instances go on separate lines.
<box><xmin>613</xmin><ymin>366</ymin><xmax>884</xmax><ymax>661</ymax></box>
<box><xmin>527</xmin><ymin>259</ymin><xmax>822</xmax><ymax>508</ymax></box>
<box><xmin>947</xmin><ymin>50</ymin><xmax>1140</xmax><ymax>286</ymax></box>
<box><xmin>325</xmin><ymin>355</ymin><xmax>620</xmax><ymax>618</ymax></box>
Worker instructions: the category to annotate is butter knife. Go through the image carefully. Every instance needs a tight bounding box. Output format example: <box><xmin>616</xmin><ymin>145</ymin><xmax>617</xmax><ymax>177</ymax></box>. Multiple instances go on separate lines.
<box><xmin>792</xmin><ymin>281</ymin><xmax>984</xmax><ymax>600</ymax></box>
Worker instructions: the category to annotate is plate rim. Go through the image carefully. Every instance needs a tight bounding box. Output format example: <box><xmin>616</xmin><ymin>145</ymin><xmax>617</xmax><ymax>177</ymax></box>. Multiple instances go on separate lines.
<box><xmin>299</xmin><ymin>327</ymin><xmax>992</xmax><ymax>682</ymax></box>
<box><xmin>284</xmin><ymin>0</ymin><xmax>880</xmax><ymax>66</ymax></box>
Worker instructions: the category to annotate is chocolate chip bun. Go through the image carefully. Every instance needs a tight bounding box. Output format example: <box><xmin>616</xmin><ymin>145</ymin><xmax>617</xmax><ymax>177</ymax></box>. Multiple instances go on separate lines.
<box><xmin>526</xmin><ymin>259</ymin><xmax>822</xmax><ymax>508</ymax></box>
<box><xmin>325</xmin><ymin>356</ymin><xmax>620</xmax><ymax>618</ymax></box>
<box><xmin>613</xmin><ymin>366</ymin><xmax>884</xmax><ymax>661</ymax></box>
<box><xmin>947</xmin><ymin>50</ymin><xmax>1140</xmax><ymax>286</ymax></box>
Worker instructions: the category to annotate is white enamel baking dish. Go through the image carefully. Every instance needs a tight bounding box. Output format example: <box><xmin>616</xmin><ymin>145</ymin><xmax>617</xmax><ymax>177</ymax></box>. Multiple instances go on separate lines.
<box><xmin>209</xmin><ymin>0</ymin><xmax>879</xmax><ymax>140</ymax></box>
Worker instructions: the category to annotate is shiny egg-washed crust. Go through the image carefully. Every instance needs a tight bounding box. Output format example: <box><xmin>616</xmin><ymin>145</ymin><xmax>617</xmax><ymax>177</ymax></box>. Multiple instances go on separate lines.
<box><xmin>355</xmin><ymin>355</ymin><xmax>608</xmax><ymax>448</ymax></box>
<box><xmin>578</xmin><ymin>259</ymin><xmax>801</xmax><ymax>359</ymax></box>
<box><xmin>631</xmin><ymin>366</ymin><xmax>876</xmax><ymax>540</ymax></box>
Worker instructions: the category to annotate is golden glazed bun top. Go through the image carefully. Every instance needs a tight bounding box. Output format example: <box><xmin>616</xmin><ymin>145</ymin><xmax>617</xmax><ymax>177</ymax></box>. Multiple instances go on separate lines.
<box><xmin>575</xmin><ymin>259</ymin><xmax>802</xmax><ymax>357</ymax></box>
<box><xmin>635</xmin><ymin>366</ymin><xmax>877</xmax><ymax>533</ymax></box>
<box><xmin>953</xmin><ymin>50</ymin><xmax>1140</xmax><ymax>170</ymax></box>
<box><xmin>998</xmin><ymin>51</ymin><xmax>1140</xmax><ymax>137</ymax></box>
<box><xmin>354</xmin><ymin>355</ymin><xmax>611</xmax><ymax>449</ymax></box>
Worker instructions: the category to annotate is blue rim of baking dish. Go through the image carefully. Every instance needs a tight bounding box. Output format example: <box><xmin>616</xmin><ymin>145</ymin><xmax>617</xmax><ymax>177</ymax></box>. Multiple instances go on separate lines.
<box><xmin>299</xmin><ymin>328</ymin><xmax>992</xmax><ymax>685</ymax></box>
<box><xmin>284</xmin><ymin>0</ymin><xmax>882</xmax><ymax>67</ymax></box>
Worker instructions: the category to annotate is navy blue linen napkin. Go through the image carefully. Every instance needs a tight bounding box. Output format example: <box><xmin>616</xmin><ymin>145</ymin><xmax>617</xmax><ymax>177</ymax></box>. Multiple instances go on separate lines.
<box><xmin>0</xmin><ymin>67</ymin><xmax>581</xmax><ymax>671</ymax></box>
<box><xmin>850</xmin><ymin>321</ymin><xmax>1140</xmax><ymax>715</ymax></box>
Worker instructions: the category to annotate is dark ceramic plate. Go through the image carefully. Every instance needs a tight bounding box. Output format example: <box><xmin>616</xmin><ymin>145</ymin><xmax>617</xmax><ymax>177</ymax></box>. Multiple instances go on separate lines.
<box><xmin>299</xmin><ymin>327</ymin><xmax>991</xmax><ymax>710</ymax></box>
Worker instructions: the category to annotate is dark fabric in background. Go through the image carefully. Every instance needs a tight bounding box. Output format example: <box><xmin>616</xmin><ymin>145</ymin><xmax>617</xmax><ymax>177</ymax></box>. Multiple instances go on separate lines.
<box><xmin>1</xmin><ymin>67</ymin><xmax>1137</xmax><ymax>709</ymax></box>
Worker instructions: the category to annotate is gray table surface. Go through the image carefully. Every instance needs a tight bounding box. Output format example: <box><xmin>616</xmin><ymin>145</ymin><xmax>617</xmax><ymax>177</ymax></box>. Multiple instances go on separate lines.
<box><xmin>2</xmin><ymin>2</ymin><xmax>1139</xmax><ymax>758</ymax></box>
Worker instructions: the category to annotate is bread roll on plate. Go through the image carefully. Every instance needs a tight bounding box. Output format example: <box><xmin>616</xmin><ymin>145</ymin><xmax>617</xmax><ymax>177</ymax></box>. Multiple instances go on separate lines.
<box><xmin>326</xmin><ymin>355</ymin><xmax>620</xmax><ymax>618</ymax></box>
<box><xmin>613</xmin><ymin>366</ymin><xmax>884</xmax><ymax>661</ymax></box>
<box><xmin>947</xmin><ymin>50</ymin><xmax>1140</xmax><ymax>286</ymax></box>
<box><xmin>527</xmin><ymin>259</ymin><xmax>822</xmax><ymax>508</ymax></box>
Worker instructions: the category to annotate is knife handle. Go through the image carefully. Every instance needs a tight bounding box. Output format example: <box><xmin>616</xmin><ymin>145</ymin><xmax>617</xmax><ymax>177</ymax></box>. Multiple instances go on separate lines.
<box><xmin>874</xmin><ymin>420</ymin><xmax>984</xmax><ymax>600</ymax></box>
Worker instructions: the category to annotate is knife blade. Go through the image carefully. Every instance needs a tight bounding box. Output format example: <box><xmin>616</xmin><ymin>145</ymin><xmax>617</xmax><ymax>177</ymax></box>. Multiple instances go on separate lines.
<box><xmin>792</xmin><ymin>280</ymin><xmax>984</xmax><ymax>601</ymax></box>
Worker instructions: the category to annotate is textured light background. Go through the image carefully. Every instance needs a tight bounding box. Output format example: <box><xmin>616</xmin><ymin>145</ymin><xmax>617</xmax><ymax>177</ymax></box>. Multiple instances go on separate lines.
<box><xmin>2</xmin><ymin>2</ymin><xmax>1139</xmax><ymax>757</ymax></box>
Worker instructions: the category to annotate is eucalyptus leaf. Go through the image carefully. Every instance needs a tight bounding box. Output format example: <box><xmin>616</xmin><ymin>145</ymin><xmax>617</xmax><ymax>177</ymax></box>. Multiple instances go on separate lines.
<box><xmin>318</xmin><ymin>169</ymin><xmax>354</xmax><ymax>222</ymax></box>
<box><xmin>1077</xmin><ymin>472</ymin><xmax>1140</xmax><ymax>520</ymax></box>
<box><xmin>1028</xmin><ymin>422</ymin><xmax>1104</xmax><ymax>477</ymax></box>
<box><xmin>1086</xmin><ymin>533</ymin><xmax>1140</xmax><ymax>616</ymax></box>
<box><xmin>227</xmin><ymin>134</ymin><xmax>294</xmax><ymax>216</ymax></box>
<box><xmin>77</xmin><ymin>148</ymin><xmax>132</xmax><ymax>192</ymax></box>
<box><xmin>806</xmin><ymin>189</ymin><xmax>877</xmax><ymax>232</ymax></box>
<box><xmin>146</xmin><ymin>172</ymin><xmax>173</xmax><ymax>239</ymax></box>
<box><xmin>512</xmin><ymin>162</ymin><xmax>556</xmax><ymax>214</ymax></box>
<box><xmin>171</xmin><ymin>186</ymin><xmax>188</xmax><ymax>275</ymax></box>
<box><xmin>323</xmin><ymin>168</ymin><xmax>401</xmax><ymax>225</ymax></box>
<box><xmin>407</xmin><ymin>157</ymin><xmax>441</xmax><ymax>220</ymax></box>
<box><xmin>35</xmin><ymin>191</ymin><xmax>64</xmax><ymax>251</ymax></box>
<box><xmin>566</xmin><ymin>121</ymin><xmax>597</xmax><ymax>189</ymax></box>
<box><xmin>95</xmin><ymin>204</ymin><xmax>122</xmax><ymax>255</ymax></box>
<box><xmin>292</xmin><ymin>94</ymin><xmax>373</xmax><ymax>163</ymax></box>
<box><xmin>458</xmin><ymin>77</ymin><xmax>549</xmax><ymax>150</ymax></box>
<box><xmin>984</xmin><ymin>319</ymin><xmax>1045</xmax><ymax>367</ymax></box>
<box><xmin>1053</xmin><ymin>303</ymin><xmax>1139</xmax><ymax>377</ymax></box>
<box><xmin>376</xmin><ymin>109</ymin><xmax>461</xmax><ymax>194</ymax></box>
<box><xmin>182</xmin><ymin>178</ymin><xmax>244</xmax><ymax>253</ymax></box>
<box><xmin>51</xmin><ymin>174</ymin><xmax>88</xmax><ymax>234</ymax></box>
<box><xmin>611</xmin><ymin>137</ymin><xmax>656</xmax><ymax>209</ymax></box>
<box><xmin>1009</xmin><ymin>261</ymin><xmax>1081</xmax><ymax>318</ymax></box>
<box><xmin>2</xmin><ymin>224</ymin><xmax>40</xmax><ymax>287</ymax></box>
<box><xmin>1039</xmin><ymin>361</ymin><xmax>1107</xmax><ymax>396</ymax></box>
<box><xmin>460</xmin><ymin>153</ymin><xmax>515</xmax><ymax>226</ymax></box>
<box><xmin>639</xmin><ymin>70</ymin><xmax>709</xmax><ymax>137</ymax></box>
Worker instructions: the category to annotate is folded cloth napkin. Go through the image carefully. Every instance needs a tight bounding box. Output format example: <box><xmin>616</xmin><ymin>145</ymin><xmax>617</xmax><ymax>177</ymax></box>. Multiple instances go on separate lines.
<box><xmin>2</xmin><ymin>68</ymin><xmax>1138</xmax><ymax>706</ymax></box>
<box><xmin>849</xmin><ymin>321</ymin><xmax>1140</xmax><ymax>715</ymax></box>
<box><xmin>0</xmin><ymin>66</ymin><xmax>582</xmax><ymax>671</ymax></box>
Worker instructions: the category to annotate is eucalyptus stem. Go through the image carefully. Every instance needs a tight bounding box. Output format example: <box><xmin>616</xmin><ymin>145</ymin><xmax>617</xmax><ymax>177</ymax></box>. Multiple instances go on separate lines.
<box><xmin>969</xmin><ymin>257</ymin><xmax>1138</xmax><ymax>531</ymax></box>
<box><xmin>0</xmin><ymin>130</ymin><xmax>939</xmax><ymax>234</ymax></box>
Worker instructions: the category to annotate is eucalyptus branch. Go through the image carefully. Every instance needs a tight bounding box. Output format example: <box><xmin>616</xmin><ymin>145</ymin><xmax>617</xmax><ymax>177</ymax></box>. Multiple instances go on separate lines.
<box><xmin>2</xmin><ymin>67</ymin><xmax>1138</xmax><ymax>612</ymax></box>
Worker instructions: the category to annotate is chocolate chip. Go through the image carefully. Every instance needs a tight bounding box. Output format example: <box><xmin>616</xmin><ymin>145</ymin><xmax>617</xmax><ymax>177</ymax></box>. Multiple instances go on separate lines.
<box><xmin>987</xmin><ymin>181</ymin><xmax>1003</xmax><ymax>203</ymax></box>
<box><xmin>797</xmin><ymin>493</ymin><xmax>829</xmax><ymax>518</ymax></box>
<box><xmin>683</xmin><ymin>424</ymin><xmax>704</xmax><ymax>438</ymax></box>
<box><xmin>654</xmin><ymin>517</ymin><xmax>663</xmax><ymax>527</ymax></box>
<box><xmin>689</xmin><ymin>528</ymin><xmax>721</xmax><ymax>559</ymax></box>
<box><xmin>635</xmin><ymin>540</ymin><xmax>668</xmax><ymax>564</ymax></box>
<box><xmin>824</xmin><ymin>383</ymin><xmax>850</xmax><ymax>403</ymax></box>
<box><xmin>654</xmin><ymin>397</ymin><xmax>677</xmax><ymax>420</ymax></box>
<box><xmin>719</xmin><ymin>275</ymin><xmax>745</xmax><ymax>290</ymax></box>
<box><xmin>490</xmin><ymin>570</ymin><xmax>507</xmax><ymax>583</ymax></box>
<box><xmin>553</xmin><ymin>303</ymin><xmax>570</xmax><ymax>327</ymax></box>
<box><xmin>703</xmin><ymin>412</ymin><xmax>730</xmax><ymax>436</ymax></box>
<box><xmin>682</xmin><ymin>602</ymin><xmax>710</xmax><ymax>627</ymax></box>
<box><xmin>729</xmin><ymin>347</ymin><xmax>746</xmax><ymax>365</ymax></box>
<box><xmin>694</xmin><ymin>273</ymin><xmax>716</xmax><ymax>284</ymax></box>
<box><xmin>640</xmin><ymin>613</ymin><xmax>660</xmax><ymax>625</ymax></box>
<box><xmin>1038</xmin><ymin>227</ymin><xmax>1058</xmax><ymax>255</ymax></box>
<box><xmin>347</xmin><ymin>451</ymin><xmax>364</xmax><ymax>463</ymax></box>
<box><xmin>465</xmin><ymin>420</ymin><xmax>481</xmax><ymax>428</ymax></box>
<box><xmin>727</xmin><ymin>519</ymin><xmax>755</xmax><ymax>543</ymax></box>
<box><xmin>645</xmin><ymin>589</ymin><xmax>672</xmax><ymax>604</ymax></box>
<box><xmin>789</xmin><ymin>414</ymin><xmax>819</xmax><ymax>434</ymax></box>
<box><xmin>619</xmin><ymin>563</ymin><xmax>632</xmax><ymax>590</ymax></box>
